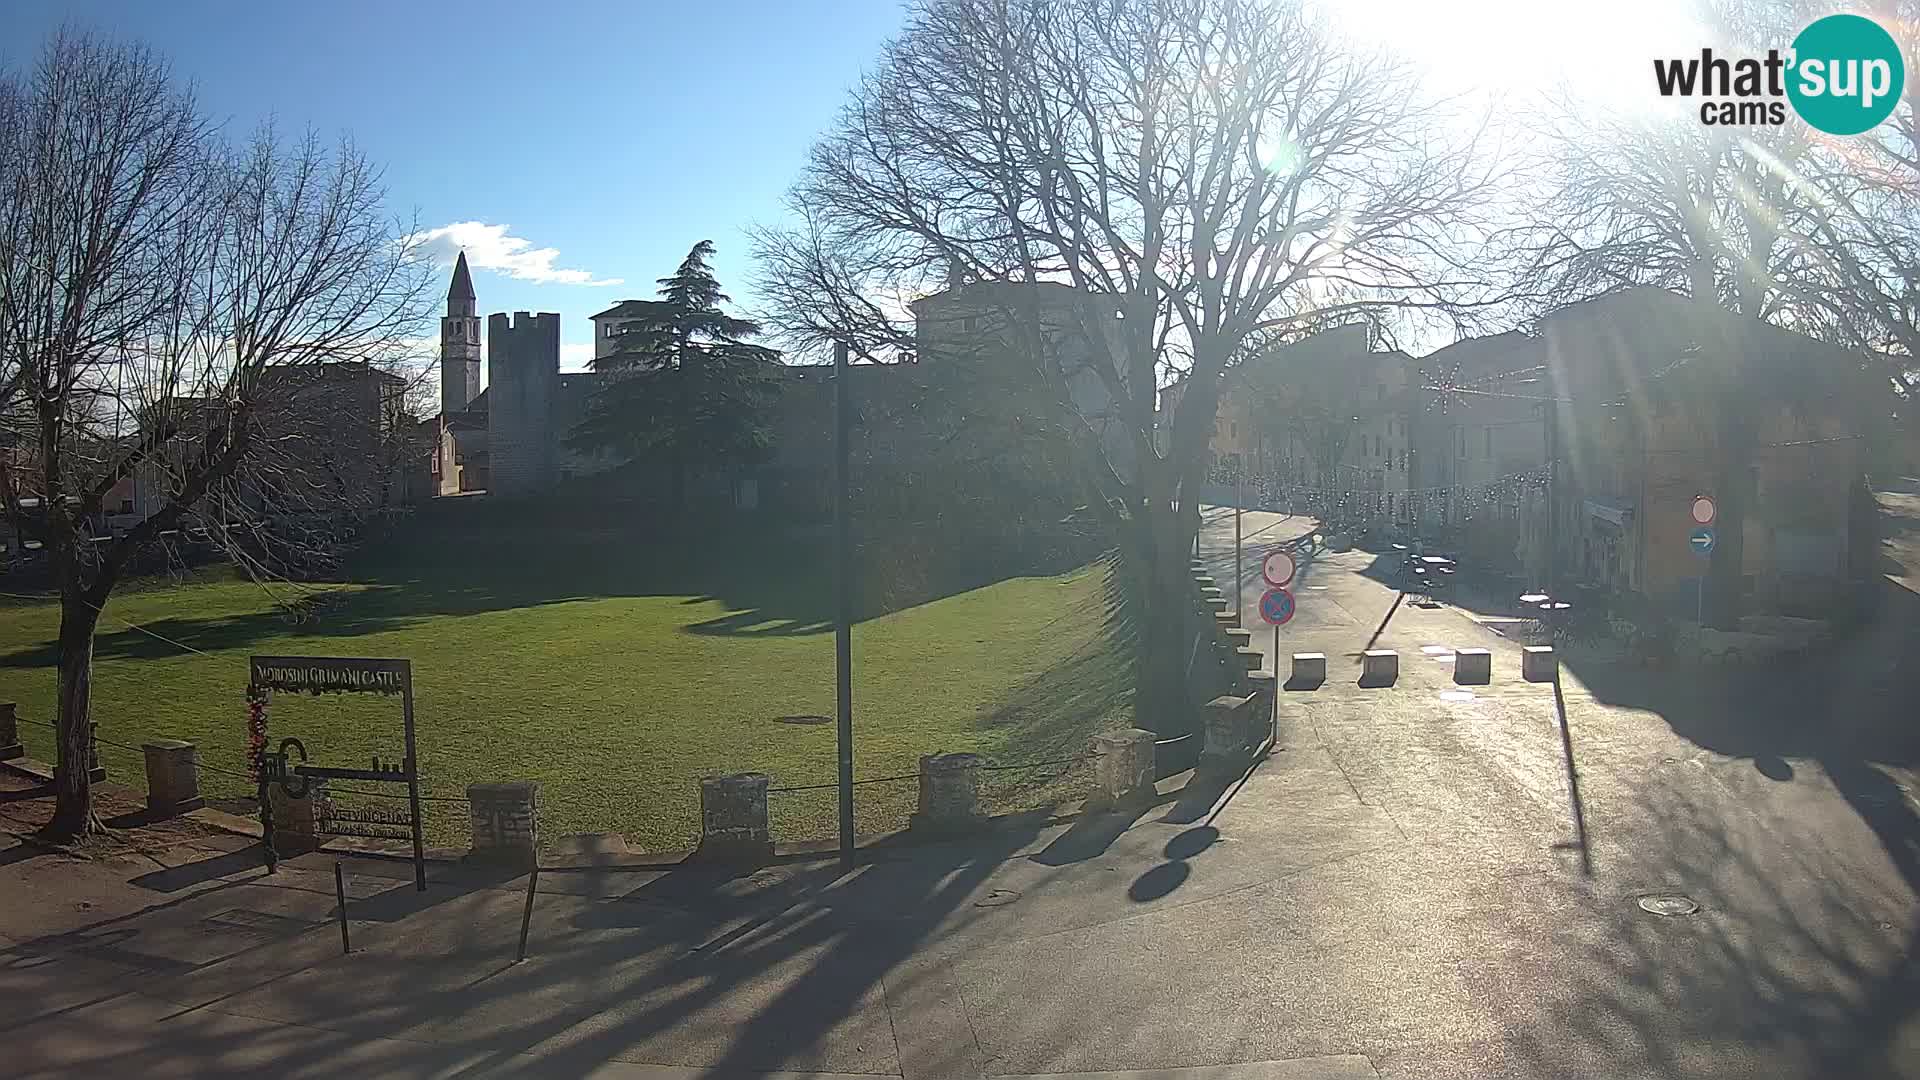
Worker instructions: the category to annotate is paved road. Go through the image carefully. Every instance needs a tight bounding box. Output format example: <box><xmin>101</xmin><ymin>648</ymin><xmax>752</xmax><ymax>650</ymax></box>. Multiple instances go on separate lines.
<box><xmin>6</xmin><ymin>509</ymin><xmax>1919</xmax><ymax>1078</ymax></box>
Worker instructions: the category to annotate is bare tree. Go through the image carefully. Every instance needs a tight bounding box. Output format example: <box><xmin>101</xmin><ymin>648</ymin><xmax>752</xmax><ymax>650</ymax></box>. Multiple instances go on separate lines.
<box><xmin>0</xmin><ymin>30</ymin><xmax>433</xmax><ymax>838</ymax></box>
<box><xmin>753</xmin><ymin>0</ymin><xmax>1499</xmax><ymax>730</ymax></box>
<box><xmin>1502</xmin><ymin>0</ymin><xmax>1876</xmax><ymax>627</ymax></box>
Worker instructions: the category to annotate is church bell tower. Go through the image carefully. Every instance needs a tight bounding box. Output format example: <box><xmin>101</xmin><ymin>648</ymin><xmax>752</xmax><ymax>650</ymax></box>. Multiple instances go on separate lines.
<box><xmin>441</xmin><ymin>251</ymin><xmax>482</xmax><ymax>411</ymax></box>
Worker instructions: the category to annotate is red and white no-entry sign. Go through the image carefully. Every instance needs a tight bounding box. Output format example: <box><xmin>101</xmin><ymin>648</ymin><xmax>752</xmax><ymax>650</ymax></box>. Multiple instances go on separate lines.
<box><xmin>1262</xmin><ymin>548</ymin><xmax>1296</xmax><ymax>587</ymax></box>
<box><xmin>1691</xmin><ymin>495</ymin><xmax>1716</xmax><ymax>525</ymax></box>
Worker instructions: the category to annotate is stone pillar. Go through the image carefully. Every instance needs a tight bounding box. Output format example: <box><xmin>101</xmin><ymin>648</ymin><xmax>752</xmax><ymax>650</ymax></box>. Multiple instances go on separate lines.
<box><xmin>467</xmin><ymin>781</ymin><xmax>541</xmax><ymax>866</ymax></box>
<box><xmin>911</xmin><ymin>752</ymin><xmax>985</xmax><ymax>834</ymax></box>
<box><xmin>1523</xmin><ymin>645</ymin><xmax>1558</xmax><ymax>683</ymax></box>
<box><xmin>697</xmin><ymin>772</ymin><xmax>773</xmax><ymax>863</ymax></box>
<box><xmin>1244</xmin><ymin>671</ymin><xmax>1277</xmax><ymax>748</ymax></box>
<box><xmin>0</xmin><ymin>702</ymin><xmax>20</xmax><ymax>761</ymax></box>
<box><xmin>268</xmin><ymin>778</ymin><xmax>330</xmax><ymax>854</ymax></box>
<box><xmin>142</xmin><ymin>740</ymin><xmax>203</xmax><ymax>815</ymax></box>
<box><xmin>1201</xmin><ymin>695</ymin><xmax>1252</xmax><ymax>774</ymax></box>
<box><xmin>1090</xmin><ymin>729</ymin><xmax>1155</xmax><ymax>809</ymax></box>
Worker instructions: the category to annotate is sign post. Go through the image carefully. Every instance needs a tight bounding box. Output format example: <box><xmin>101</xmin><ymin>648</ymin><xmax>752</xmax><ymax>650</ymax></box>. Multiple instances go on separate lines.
<box><xmin>833</xmin><ymin>341</ymin><xmax>855</xmax><ymax>871</ymax></box>
<box><xmin>1688</xmin><ymin>501</ymin><xmax>1716</xmax><ymax>624</ymax></box>
<box><xmin>1235</xmin><ymin>471</ymin><xmax>1244</xmax><ymax>622</ymax></box>
<box><xmin>1258</xmin><ymin>582</ymin><xmax>1296</xmax><ymax>739</ymax></box>
<box><xmin>247</xmin><ymin>655</ymin><xmax>427</xmax><ymax>891</ymax></box>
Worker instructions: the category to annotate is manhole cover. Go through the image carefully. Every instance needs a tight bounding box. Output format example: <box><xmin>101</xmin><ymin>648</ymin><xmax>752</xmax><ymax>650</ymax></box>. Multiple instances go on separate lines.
<box><xmin>199</xmin><ymin>908</ymin><xmax>313</xmax><ymax>936</ymax></box>
<box><xmin>1637</xmin><ymin>895</ymin><xmax>1700</xmax><ymax>917</ymax></box>
<box><xmin>974</xmin><ymin>889</ymin><xmax>1020</xmax><ymax>908</ymax></box>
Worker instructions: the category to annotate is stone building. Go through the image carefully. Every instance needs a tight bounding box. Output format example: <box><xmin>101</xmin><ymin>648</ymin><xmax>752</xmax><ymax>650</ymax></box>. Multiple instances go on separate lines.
<box><xmin>1162</xmin><ymin>324</ymin><xmax>1414</xmax><ymax>514</ymax></box>
<box><xmin>426</xmin><ymin>260</ymin><xmax>1136</xmax><ymax>504</ymax></box>
<box><xmin>1408</xmin><ymin>287</ymin><xmax>1872</xmax><ymax>616</ymax></box>
<box><xmin>431</xmin><ymin>253</ymin><xmax>488</xmax><ymax>495</ymax></box>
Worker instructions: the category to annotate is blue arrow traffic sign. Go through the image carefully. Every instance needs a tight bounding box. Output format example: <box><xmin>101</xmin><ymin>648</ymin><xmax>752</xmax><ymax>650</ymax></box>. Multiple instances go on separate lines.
<box><xmin>1688</xmin><ymin>527</ymin><xmax>1715</xmax><ymax>557</ymax></box>
<box><xmin>1259</xmin><ymin>586</ymin><xmax>1296</xmax><ymax>625</ymax></box>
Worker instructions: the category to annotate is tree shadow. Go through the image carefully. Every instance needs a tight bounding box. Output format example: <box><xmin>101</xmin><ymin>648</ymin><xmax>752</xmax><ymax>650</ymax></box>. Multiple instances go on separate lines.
<box><xmin>0</xmin><ymin>498</ymin><xmax>1115</xmax><ymax>666</ymax></box>
<box><xmin>1497</xmin><ymin>765</ymin><xmax>1920</xmax><ymax>1079</ymax></box>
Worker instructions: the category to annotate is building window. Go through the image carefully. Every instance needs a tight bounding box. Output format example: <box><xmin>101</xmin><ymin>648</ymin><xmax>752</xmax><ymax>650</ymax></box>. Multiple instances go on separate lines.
<box><xmin>1457</xmin><ymin>429</ymin><xmax>1465</xmax><ymax>457</ymax></box>
<box><xmin>1229</xmin><ymin>422</ymin><xmax>1238</xmax><ymax>439</ymax></box>
<box><xmin>119</xmin><ymin>499</ymin><xmax>133</xmax><ymax>514</ymax></box>
<box><xmin>1485</xmin><ymin>428</ymin><xmax>1492</xmax><ymax>458</ymax></box>
<box><xmin>1377</xmin><ymin>384</ymin><xmax>1386</xmax><ymax>401</ymax></box>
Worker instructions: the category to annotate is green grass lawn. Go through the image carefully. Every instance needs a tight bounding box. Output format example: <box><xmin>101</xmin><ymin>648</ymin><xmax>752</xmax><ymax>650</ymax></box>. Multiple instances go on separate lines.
<box><xmin>0</xmin><ymin>507</ymin><xmax>1132</xmax><ymax>850</ymax></box>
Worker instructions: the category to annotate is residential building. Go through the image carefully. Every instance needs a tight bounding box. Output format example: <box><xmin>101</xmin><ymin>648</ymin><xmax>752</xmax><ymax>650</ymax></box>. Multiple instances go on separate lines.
<box><xmin>1410</xmin><ymin>288</ymin><xmax>1870</xmax><ymax>616</ymax></box>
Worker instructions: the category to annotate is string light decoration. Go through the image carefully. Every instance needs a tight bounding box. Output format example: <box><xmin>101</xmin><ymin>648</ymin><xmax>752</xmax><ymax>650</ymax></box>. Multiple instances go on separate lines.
<box><xmin>1205</xmin><ymin>463</ymin><xmax>1550</xmax><ymax>525</ymax></box>
<box><xmin>245</xmin><ymin>682</ymin><xmax>270</xmax><ymax>783</ymax></box>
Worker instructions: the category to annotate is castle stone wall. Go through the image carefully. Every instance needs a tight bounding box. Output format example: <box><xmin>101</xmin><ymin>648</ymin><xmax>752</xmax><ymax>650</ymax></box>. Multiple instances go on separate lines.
<box><xmin>488</xmin><ymin>311</ymin><xmax>560</xmax><ymax>497</ymax></box>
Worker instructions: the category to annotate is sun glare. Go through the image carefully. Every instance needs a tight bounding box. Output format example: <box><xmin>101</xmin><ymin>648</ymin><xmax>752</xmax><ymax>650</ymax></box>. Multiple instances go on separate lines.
<box><xmin>1325</xmin><ymin>0</ymin><xmax>1711</xmax><ymax>118</ymax></box>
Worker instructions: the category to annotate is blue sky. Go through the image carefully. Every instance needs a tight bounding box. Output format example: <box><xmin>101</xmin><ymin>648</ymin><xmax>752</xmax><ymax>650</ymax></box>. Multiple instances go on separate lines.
<box><xmin>0</xmin><ymin>0</ymin><xmax>908</xmax><ymax>385</ymax></box>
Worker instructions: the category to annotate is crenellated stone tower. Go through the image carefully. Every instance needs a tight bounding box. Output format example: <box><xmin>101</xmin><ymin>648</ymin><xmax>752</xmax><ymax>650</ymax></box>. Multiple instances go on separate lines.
<box><xmin>441</xmin><ymin>251</ymin><xmax>482</xmax><ymax>412</ymax></box>
<box><xmin>487</xmin><ymin>311</ymin><xmax>560</xmax><ymax>496</ymax></box>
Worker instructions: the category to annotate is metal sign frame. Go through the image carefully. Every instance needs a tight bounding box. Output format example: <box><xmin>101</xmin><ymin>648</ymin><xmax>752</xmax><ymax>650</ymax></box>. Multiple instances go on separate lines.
<box><xmin>248</xmin><ymin>656</ymin><xmax>426</xmax><ymax>891</ymax></box>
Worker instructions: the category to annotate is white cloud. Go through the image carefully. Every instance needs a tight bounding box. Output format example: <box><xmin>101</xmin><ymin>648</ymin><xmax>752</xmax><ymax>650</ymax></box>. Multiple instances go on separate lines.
<box><xmin>560</xmin><ymin>342</ymin><xmax>596</xmax><ymax>372</ymax></box>
<box><xmin>412</xmin><ymin>221</ymin><xmax>623</xmax><ymax>287</ymax></box>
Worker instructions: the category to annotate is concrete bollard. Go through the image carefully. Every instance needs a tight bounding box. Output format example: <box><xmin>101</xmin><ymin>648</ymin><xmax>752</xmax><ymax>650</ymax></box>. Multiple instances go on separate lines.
<box><xmin>1203</xmin><ymin>596</ymin><xmax>1229</xmax><ymax>616</ymax></box>
<box><xmin>1194</xmin><ymin>576</ymin><xmax>1217</xmax><ymax>590</ymax></box>
<box><xmin>1198</xmin><ymin>587</ymin><xmax>1224</xmax><ymax>608</ymax></box>
<box><xmin>142</xmin><ymin>740</ymin><xmax>204</xmax><ymax>815</ymax></box>
<box><xmin>1201</xmin><ymin>695</ymin><xmax>1253</xmax><ymax>775</ymax></box>
<box><xmin>1523</xmin><ymin>645</ymin><xmax>1558</xmax><ymax>683</ymax></box>
<box><xmin>467</xmin><ymin>781</ymin><xmax>541</xmax><ymax>867</ymax></box>
<box><xmin>1244</xmin><ymin>671</ymin><xmax>1277</xmax><ymax>747</ymax></box>
<box><xmin>1290</xmin><ymin>653</ymin><xmax>1328</xmax><ymax>686</ymax></box>
<box><xmin>1453</xmin><ymin>648</ymin><xmax>1492</xmax><ymax>685</ymax></box>
<box><xmin>268</xmin><ymin>778</ymin><xmax>330</xmax><ymax>854</ymax></box>
<box><xmin>1223</xmin><ymin>627</ymin><xmax>1254</xmax><ymax>650</ymax></box>
<box><xmin>1212</xmin><ymin>609</ymin><xmax>1240</xmax><ymax>633</ymax></box>
<box><xmin>697</xmin><ymin>772</ymin><xmax>774</xmax><ymax>863</ymax></box>
<box><xmin>1361</xmin><ymin>650</ymin><xmax>1399</xmax><ymax>685</ymax></box>
<box><xmin>911</xmin><ymin>752</ymin><xmax>985</xmax><ymax>834</ymax></box>
<box><xmin>1091</xmin><ymin>729</ymin><xmax>1156</xmax><ymax>809</ymax></box>
<box><xmin>0</xmin><ymin>702</ymin><xmax>19</xmax><ymax>761</ymax></box>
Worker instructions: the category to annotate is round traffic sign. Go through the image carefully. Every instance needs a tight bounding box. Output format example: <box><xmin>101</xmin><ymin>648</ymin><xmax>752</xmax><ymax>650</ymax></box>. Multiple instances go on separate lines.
<box><xmin>1691</xmin><ymin>496</ymin><xmax>1716</xmax><ymax>525</ymax></box>
<box><xmin>1258</xmin><ymin>586</ymin><xmax>1296</xmax><ymax>625</ymax></box>
<box><xmin>1688</xmin><ymin>526</ymin><xmax>1716</xmax><ymax>558</ymax></box>
<box><xmin>1262</xmin><ymin>548</ymin><xmax>1296</xmax><ymax>587</ymax></box>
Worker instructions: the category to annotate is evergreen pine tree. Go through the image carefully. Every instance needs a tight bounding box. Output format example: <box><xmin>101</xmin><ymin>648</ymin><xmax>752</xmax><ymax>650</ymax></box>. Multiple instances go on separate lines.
<box><xmin>569</xmin><ymin>241</ymin><xmax>781</xmax><ymax>506</ymax></box>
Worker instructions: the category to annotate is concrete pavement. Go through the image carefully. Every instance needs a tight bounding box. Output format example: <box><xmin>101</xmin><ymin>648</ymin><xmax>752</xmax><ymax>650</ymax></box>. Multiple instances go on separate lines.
<box><xmin>6</xmin><ymin>509</ymin><xmax>1918</xmax><ymax>1077</ymax></box>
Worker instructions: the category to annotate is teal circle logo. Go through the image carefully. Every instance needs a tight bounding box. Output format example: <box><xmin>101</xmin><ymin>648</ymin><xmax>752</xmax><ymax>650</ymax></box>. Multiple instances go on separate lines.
<box><xmin>1787</xmin><ymin>14</ymin><xmax>1904</xmax><ymax>135</ymax></box>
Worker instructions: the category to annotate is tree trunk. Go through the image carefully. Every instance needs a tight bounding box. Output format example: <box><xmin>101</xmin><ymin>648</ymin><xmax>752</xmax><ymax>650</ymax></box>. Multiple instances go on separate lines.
<box><xmin>1124</xmin><ymin>502</ymin><xmax>1198</xmax><ymax>738</ymax></box>
<box><xmin>46</xmin><ymin>596</ymin><xmax>105</xmax><ymax>839</ymax></box>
